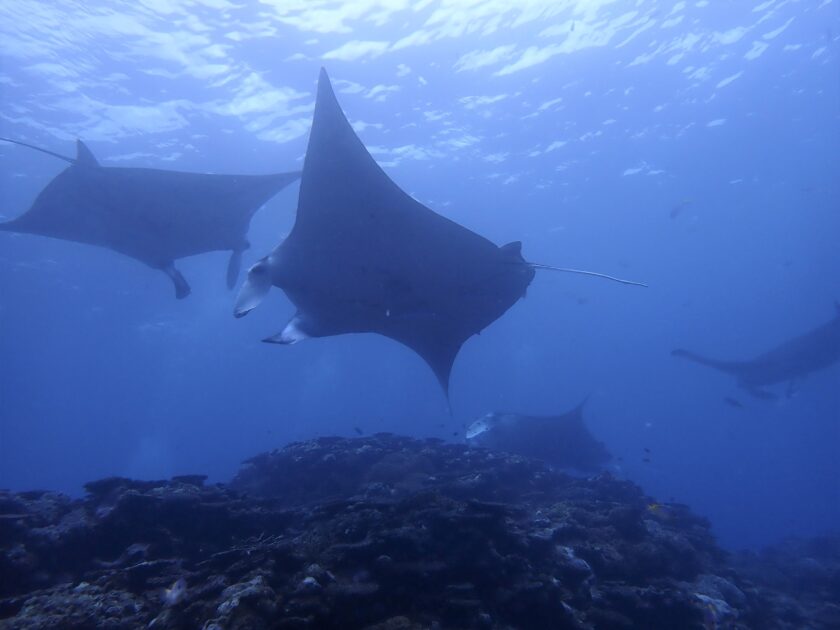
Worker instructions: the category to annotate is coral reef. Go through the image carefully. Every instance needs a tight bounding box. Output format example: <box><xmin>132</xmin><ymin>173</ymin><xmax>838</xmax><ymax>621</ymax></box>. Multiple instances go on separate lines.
<box><xmin>0</xmin><ymin>434</ymin><xmax>836</xmax><ymax>628</ymax></box>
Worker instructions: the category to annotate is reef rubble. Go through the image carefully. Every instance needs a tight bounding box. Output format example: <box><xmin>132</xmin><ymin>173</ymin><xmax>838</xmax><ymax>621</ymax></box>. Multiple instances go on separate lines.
<box><xmin>0</xmin><ymin>433</ymin><xmax>837</xmax><ymax>629</ymax></box>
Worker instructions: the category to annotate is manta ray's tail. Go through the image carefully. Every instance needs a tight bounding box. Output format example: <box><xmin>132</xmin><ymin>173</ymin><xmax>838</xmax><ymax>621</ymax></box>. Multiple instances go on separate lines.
<box><xmin>671</xmin><ymin>349</ymin><xmax>744</xmax><ymax>374</ymax></box>
<box><xmin>529</xmin><ymin>263</ymin><xmax>647</xmax><ymax>287</ymax></box>
<box><xmin>0</xmin><ymin>137</ymin><xmax>75</xmax><ymax>163</ymax></box>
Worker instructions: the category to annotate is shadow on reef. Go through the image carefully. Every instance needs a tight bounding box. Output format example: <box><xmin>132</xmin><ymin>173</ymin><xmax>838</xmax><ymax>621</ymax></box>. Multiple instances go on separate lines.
<box><xmin>0</xmin><ymin>434</ymin><xmax>837</xmax><ymax>629</ymax></box>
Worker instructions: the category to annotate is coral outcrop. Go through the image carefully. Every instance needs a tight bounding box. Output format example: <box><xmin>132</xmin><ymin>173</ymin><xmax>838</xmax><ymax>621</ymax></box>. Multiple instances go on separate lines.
<box><xmin>0</xmin><ymin>434</ymin><xmax>836</xmax><ymax>628</ymax></box>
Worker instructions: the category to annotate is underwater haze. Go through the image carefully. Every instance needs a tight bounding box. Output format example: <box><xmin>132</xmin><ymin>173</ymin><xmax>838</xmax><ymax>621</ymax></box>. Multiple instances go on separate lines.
<box><xmin>0</xmin><ymin>0</ymin><xmax>838</xmax><ymax>551</ymax></box>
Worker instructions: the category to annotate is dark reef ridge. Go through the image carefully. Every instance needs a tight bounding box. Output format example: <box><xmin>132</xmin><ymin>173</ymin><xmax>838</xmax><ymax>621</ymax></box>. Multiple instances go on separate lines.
<box><xmin>0</xmin><ymin>434</ymin><xmax>837</xmax><ymax>629</ymax></box>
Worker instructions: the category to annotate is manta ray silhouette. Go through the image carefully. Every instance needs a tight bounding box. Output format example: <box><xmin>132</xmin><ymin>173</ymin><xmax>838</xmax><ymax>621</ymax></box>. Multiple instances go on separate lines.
<box><xmin>235</xmin><ymin>68</ymin><xmax>644</xmax><ymax>397</ymax></box>
<box><xmin>0</xmin><ymin>138</ymin><xmax>300</xmax><ymax>298</ymax></box>
<box><xmin>672</xmin><ymin>303</ymin><xmax>840</xmax><ymax>399</ymax></box>
<box><xmin>465</xmin><ymin>397</ymin><xmax>612</xmax><ymax>472</ymax></box>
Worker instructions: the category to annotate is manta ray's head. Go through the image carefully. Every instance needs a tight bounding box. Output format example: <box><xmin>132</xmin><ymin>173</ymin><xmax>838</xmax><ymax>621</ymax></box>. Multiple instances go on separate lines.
<box><xmin>465</xmin><ymin>412</ymin><xmax>517</xmax><ymax>442</ymax></box>
<box><xmin>234</xmin><ymin>255</ymin><xmax>275</xmax><ymax>318</ymax></box>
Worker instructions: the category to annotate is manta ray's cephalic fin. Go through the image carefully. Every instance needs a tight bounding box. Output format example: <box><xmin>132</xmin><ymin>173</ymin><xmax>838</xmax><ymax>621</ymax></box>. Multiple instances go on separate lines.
<box><xmin>234</xmin><ymin>258</ymin><xmax>274</xmax><ymax>318</ymax></box>
<box><xmin>162</xmin><ymin>263</ymin><xmax>191</xmax><ymax>300</ymax></box>
<box><xmin>263</xmin><ymin>312</ymin><xmax>313</xmax><ymax>345</ymax></box>
<box><xmin>227</xmin><ymin>250</ymin><xmax>244</xmax><ymax>290</ymax></box>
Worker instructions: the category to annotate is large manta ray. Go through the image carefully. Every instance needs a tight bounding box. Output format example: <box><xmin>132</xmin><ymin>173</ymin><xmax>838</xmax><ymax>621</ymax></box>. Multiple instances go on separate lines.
<box><xmin>236</xmin><ymin>68</ymin><xmax>643</xmax><ymax>396</ymax></box>
<box><xmin>672</xmin><ymin>303</ymin><xmax>840</xmax><ymax>399</ymax></box>
<box><xmin>0</xmin><ymin>138</ymin><xmax>300</xmax><ymax>298</ymax></box>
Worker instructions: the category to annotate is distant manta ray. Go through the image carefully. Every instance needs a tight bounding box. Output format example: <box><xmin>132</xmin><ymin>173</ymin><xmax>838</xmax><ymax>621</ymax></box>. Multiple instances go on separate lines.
<box><xmin>672</xmin><ymin>303</ymin><xmax>840</xmax><ymax>399</ymax></box>
<box><xmin>465</xmin><ymin>396</ymin><xmax>612</xmax><ymax>472</ymax></box>
<box><xmin>235</xmin><ymin>68</ymin><xmax>645</xmax><ymax>397</ymax></box>
<box><xmin>0</xmin><ymin>138</ymin><xmax>300</xmax><ymax>298</ymax></box>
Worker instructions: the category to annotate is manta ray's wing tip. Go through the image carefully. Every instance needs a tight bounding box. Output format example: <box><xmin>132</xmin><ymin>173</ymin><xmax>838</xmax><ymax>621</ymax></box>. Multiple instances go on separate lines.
<box><xmin>317</xmin><ymin>67</ymin><xmax>337</xmax><ymax>101</ymax></box>
<box><xmin>438</xmin><ymin>378</ymin><xmax>451</xmax><ymax>404</ymax></box>
<box><xmin>317</xmin><ymin>67</ymin><xmax>331</xmax><ymax>91</ymax></box>
<box><xmin>425</xmin><ymin>357</ymin><xmax>455</xmax><ymax>404</ymax></box>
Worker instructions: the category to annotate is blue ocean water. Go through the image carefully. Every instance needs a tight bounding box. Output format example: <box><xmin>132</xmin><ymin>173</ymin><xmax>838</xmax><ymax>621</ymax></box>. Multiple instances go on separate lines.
<box><xmin>0</xmin><ymin>0</ymin><xmax>837</xmax><ymax>551</ymax></box>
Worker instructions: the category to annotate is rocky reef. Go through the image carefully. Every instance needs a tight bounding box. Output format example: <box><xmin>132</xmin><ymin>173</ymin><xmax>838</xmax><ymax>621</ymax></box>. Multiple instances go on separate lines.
<box><xmin>0</xmin><ymin>433</ymin><xmax>837</xmax><ymax>629</ymax></box>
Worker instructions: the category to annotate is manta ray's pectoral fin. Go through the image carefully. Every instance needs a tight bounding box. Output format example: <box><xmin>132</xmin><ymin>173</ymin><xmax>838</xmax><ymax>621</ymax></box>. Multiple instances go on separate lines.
<box><xmin>162</xmin><ymin>263</ymin><xmax>191</xmax><ymax>300</ymax></box>
<box><xmin>234</xmin><ymin>258</ymin><xmax>273</xmax><ymax>318</ymax></box>
<box><xmin>423</xmin><ymin>348</ymin><xmax>457</xmax><ymax>400</ymax></box>
<box><xmin>392</xmin><ymin>332</ymin><xmax>463</xmax><ymax>401</ymax></box>
<box><xmin>263</xmin><ymin>312</ymin><xmax>313</xmax><ymax>345</ymax></box>
<box><xmin>227</xmin><ymin>249</ymin><xmax>244</xmax><ymax>290</ymax></box>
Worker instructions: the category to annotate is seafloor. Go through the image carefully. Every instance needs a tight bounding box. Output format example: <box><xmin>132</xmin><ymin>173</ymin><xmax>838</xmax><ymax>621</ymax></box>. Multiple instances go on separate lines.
<box><xmin>0</xmin><ymin>434</ymin><xmax>837</xmax><ymax>629</ymax></box>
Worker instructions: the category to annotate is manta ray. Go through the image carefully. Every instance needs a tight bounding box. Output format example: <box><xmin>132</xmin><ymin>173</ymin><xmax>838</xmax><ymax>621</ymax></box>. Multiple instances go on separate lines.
<box><xmin>235</xmin><ymin>68</ymin><xmax>644</xmax><ymax>396</ymax></box>
<box><xmin>0</xmin><ymin>138</ymin><xmax>300</xmax><ymax>298</ymax></box>
<box><xmin>672</xmin><ymin>303</ymin><xmax>840</xmax><ymax>399</ymax></box>
<box><xmin>465</xmin><ymin>397</ymin><xmax>612</xmax><ymax>472</ymax></box>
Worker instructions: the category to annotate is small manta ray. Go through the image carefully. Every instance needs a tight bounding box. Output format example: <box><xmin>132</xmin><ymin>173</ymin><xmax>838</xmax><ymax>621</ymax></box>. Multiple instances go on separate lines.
<box><xmin>235</xmin><ymin>68</ymin><xmax>645</xmax><ymax>397</ymax></box>
<box><xmin>672</xmin><ymin>303</ymin><xmax>840</xmax><ymax>399</ymax></box>
<box><xmin>0</xmin><ymin>138</ymin><xmax>301</xmax><ymax>298</ymax></box>
<box><xmin>464</xmin><ymin>397</ymin><xmax>612</xmax><ymax>472</ymax></box>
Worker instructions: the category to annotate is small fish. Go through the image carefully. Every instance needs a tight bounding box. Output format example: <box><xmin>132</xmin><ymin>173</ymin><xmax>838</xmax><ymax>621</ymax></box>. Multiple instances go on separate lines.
<box><xmin>642</xmin><ymin>457</ymin><xmax>651</xmax><ymax>463</ymax></box>
<box><xmin>353</xmin><ymin>427</ymin><xmax>363</xmax><ymax>435</ymax></box>
<box><xmin>452</xmin><ymin>431</ymin><xmax>459</xmax><ymax>437</ymax></box>
<box><xmin>647</xmin><ymin>502</ymin><xmax>661</xmax><ymax>513</ymax></box>
<box><xmin>163</xmin><ymin>577</ymin><xmax>187</xmax><ymax>606</ymax></box>
<box><xmin>723</xmin><ymin>397</ymin><xmax>743</xmax><ymax>409</ymax></box>
<box><xmin>643</xmin><ymin>447</ymin><xmax>651</xmax><ymax>453</ymax></box>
